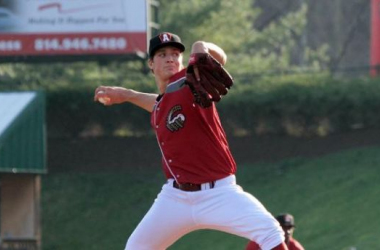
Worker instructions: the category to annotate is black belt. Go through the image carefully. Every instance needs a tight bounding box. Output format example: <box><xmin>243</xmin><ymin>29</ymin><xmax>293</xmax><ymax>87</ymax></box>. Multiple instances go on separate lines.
<box><xmin>173</xmin><ymin>181</ymin><xmax>215</xmax><ymax>192</ymax></box>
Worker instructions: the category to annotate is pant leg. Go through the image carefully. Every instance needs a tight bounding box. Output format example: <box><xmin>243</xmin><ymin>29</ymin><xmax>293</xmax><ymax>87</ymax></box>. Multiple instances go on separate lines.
<box><xmin>125</xmin><ymin>183</ymin><xmax>197</xmax><ymax>250</ymax></box>
<box><xmin>193</xmin><ymin>184</ymin><xmax>284</xmax><ymax>250</ymax></box>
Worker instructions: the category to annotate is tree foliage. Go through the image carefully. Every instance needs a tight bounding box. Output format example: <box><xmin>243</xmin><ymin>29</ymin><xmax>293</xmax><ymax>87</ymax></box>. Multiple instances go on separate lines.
<box><xmin>159</xmin><ymin>0</ymin><xmax>329</xmax><ymax>76</ymax></box>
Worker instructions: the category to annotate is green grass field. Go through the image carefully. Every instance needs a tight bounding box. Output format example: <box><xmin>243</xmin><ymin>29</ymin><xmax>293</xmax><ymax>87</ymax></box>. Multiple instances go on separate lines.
<box><xmin>41</xmin><ymin>146</ymin><xmax>380</xmax><ymax>250</ymax></box>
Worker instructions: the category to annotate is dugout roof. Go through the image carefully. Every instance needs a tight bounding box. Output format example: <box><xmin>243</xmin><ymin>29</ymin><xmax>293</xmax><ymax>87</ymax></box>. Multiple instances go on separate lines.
<box><xmin>0</xmin><ymin>91</ymin><xmax>46</xmax><ymax>174</ymax></box>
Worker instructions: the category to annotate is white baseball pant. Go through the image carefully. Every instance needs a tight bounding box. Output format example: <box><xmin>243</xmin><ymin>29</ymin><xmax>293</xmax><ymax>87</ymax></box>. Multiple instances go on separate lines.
<box><xmin>124</xmin><ymin>175</ymin><xmax>284</xmax><ymax>250</ymax></box>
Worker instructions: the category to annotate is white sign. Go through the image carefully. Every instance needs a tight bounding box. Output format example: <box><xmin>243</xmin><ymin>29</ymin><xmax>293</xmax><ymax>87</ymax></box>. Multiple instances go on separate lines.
<box><xmin>0</xmin><ymin>0</ymin><xmax>148</xmax><ymax>56</ymax></box>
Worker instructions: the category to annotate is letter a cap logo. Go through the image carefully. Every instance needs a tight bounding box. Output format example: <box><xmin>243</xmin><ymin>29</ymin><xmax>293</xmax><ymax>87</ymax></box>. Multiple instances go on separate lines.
<box><xmin>159</xmin><ymin>33</ymin><xmax>172</xmax><ymax>42</ymax></box>
<box><xmin>149</xmin><ymin>32</ymin><xmax>185</xmax><ymax>57</ymax></box>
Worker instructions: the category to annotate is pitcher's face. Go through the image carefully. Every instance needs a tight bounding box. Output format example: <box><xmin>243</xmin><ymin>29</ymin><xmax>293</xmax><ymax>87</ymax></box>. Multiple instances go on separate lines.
<box><xmin>149</xmin><ymin>46</ymin><xmax>184</xmax><ymax>82</ymax></box>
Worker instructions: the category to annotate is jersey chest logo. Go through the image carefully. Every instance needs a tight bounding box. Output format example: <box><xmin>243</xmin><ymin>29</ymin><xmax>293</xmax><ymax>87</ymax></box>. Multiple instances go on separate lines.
<box><xmin>166</xmin><ymin>105</ymin><xmax>186</xmax><ymax>132</ymax></box>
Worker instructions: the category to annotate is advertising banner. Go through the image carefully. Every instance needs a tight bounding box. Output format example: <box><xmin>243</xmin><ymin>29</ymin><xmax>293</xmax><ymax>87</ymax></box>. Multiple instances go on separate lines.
<box><xmin>0</xmin><ymin>0</ymin><xmax>147</xmax><ymax>57</ymax></box>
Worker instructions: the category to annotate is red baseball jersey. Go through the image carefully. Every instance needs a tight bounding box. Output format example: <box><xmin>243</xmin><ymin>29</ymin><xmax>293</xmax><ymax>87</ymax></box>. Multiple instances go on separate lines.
<box><xmin>150</xmin><ymin>69</ymin><xmax>236</xmax><ymax>184</ymax></box>
<box><xmin>246</xmin><ymin>238</ymin><xmax>305</xmax><ymax>250</ymax></box>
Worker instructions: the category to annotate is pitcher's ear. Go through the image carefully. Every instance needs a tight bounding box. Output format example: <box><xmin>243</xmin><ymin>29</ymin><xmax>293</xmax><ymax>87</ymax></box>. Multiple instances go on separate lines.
<box><xmin>148</xmin><ymin>59</ymin><xmax>154</xmax><ymax>74</ymax></box>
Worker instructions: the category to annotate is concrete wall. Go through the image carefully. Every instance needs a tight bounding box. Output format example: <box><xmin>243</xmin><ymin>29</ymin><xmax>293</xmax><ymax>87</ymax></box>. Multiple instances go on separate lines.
<box><xmin>0</xmin><ymin>174</ymin><xmax>40</xmax><ymax>249</ymax></box>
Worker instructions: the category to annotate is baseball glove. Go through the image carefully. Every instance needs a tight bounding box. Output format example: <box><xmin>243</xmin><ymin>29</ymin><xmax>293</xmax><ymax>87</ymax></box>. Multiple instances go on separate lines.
<box><xmin>185</xmin><ymin>53</ymin><xmax>233</xmax><ymax>108</ymax></box>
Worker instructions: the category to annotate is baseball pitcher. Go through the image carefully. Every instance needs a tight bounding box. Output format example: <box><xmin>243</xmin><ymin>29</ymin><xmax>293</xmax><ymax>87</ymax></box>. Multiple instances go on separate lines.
<box><xmin>94</xmin><ymin>32</ymin><xmax>288</xmax><ymax>250</ymax></box>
